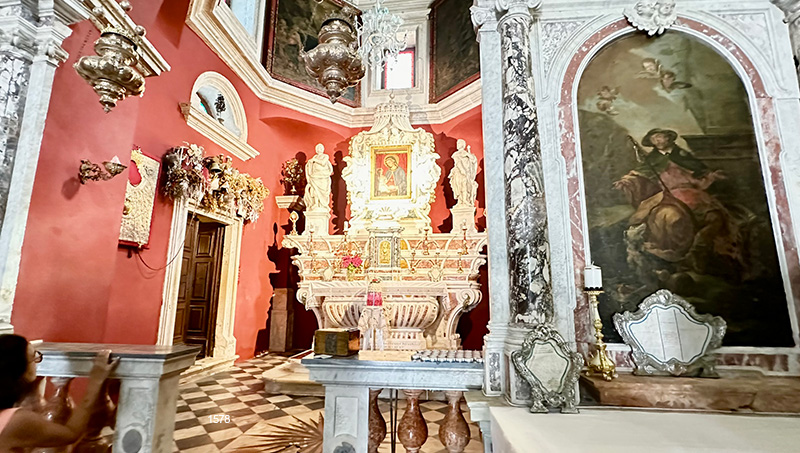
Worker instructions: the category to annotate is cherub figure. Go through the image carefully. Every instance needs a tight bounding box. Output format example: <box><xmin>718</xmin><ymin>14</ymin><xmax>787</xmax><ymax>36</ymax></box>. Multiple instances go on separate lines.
<box><xmin>596</xmin><ymin>85</ymin><xmax>621</xmax><ymax>115</ymax></box>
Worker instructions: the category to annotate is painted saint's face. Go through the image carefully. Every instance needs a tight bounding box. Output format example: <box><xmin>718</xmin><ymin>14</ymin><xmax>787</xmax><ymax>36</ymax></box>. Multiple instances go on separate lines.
<box><xmin>385</xmin><ymin>157</ymin><xmax>398</xmax><ymax>170</ymax></box>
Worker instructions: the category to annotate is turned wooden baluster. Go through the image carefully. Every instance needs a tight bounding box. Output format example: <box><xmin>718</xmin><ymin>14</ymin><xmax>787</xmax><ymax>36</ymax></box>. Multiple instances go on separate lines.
<box><xmin>33</xmin><ymin>377</ymin><xmax>75</xmax><ymax>453</ymax></box>
<box><xmin>73</xmin><ymin>381</ymin><xmax>116</xmax><ymax>453</ymax></box>
<box><xmin>398</xmin><ymin>389</ymin><xmax>427</xmax><ymax>453</ymax></box>
<box><xmin>368</xmin><ymin>388</ymin><xmax>387</xmax><ymax>453</ymax></box>
<box><xmin>439</xmin><ymin>391</ymin><xmax>471</xmax><ymax>453</ymax></box>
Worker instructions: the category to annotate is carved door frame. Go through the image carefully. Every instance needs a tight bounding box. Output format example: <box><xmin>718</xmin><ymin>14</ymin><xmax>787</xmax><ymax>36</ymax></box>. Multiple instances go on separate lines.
<box><xmin>157</xmin><ymin>199</ymin><xmax>243</xmax><ymax>370</ymax></box>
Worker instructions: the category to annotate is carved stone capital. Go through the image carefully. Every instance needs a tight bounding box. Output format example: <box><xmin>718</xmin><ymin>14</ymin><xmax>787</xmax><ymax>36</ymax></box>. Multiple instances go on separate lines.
<box><xmin>470</xmin><ymin>4</ymin><xmax>498</xmax><ymax>34</ymax></box>
<box><xmin>495</xmin><ymin>0</ymin><xmax>540</xmax><ymax>26</ymax></box>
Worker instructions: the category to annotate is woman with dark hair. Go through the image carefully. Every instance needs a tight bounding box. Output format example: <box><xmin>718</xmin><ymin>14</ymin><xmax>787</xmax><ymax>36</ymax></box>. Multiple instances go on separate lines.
<box><xmin>0</xmin><ymin>334</ymin><xmax>118</xmax><ymax>450</ymax></box>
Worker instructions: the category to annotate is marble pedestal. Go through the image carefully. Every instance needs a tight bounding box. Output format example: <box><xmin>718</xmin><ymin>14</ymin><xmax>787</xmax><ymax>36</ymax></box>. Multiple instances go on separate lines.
<box><xmin>305</xmin><ymin>210</ymin><xmax>330</xmax><ymax>235</ymax></box>
<box><xmin>451</xmin><ymin>206</ymin><xmax>478</xmax><ymax>233</ymax></box>
<box><xmin>269</xmin><ymin>288</ymin><xmax>294</xmax><ymax>352</ymax></box>
<box><xmin>303</xmin><ymin>350</ymin><xmax>484</xmax><ymax>453</ymax></box>
<box><xmin>37</xmin><ymin>343</ymin><xmax>199</xmax><ymax>453</ymax></box>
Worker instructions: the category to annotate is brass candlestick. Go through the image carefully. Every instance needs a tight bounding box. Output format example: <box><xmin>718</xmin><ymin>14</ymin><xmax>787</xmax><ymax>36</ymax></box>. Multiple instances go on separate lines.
<box><xmin>586</xmin><ymin>289</ymin><xmax>617</xmax><ymax>381</ymax></box>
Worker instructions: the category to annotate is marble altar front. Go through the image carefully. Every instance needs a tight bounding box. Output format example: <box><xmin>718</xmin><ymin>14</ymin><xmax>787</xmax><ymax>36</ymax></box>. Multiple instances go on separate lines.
<box><xmin>284</xmin><ymin>98</ymin><xmax>487</xmax><ymax>350</ymax></box>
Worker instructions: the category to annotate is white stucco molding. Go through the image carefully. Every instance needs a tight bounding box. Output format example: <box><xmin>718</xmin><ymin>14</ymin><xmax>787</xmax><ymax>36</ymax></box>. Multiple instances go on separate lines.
<box><xmin>181</xmin><ymin>71</ymin><xmax>259</xmax><ymax>161</ymax></box>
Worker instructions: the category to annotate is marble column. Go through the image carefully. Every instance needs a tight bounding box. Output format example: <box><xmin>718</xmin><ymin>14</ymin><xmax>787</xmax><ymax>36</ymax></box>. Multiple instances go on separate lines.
<box><xmin>470</xmin><ymin>0</ymin><xmax>511</xmax><ymax>398</ymax></box>
<box><xmin>473</xmin><ymin>0</ymin><xmax>553</xmax><ymax>405</ymax></box>
<box><xmin>0</xmin><ymin>1</ymin><xmax>84</xmax><ymax>334</ymax></box>
<box><xmin>497</xmin><ymin>0</ymin><xmax>552</xmax><ymax>326</ymax></box>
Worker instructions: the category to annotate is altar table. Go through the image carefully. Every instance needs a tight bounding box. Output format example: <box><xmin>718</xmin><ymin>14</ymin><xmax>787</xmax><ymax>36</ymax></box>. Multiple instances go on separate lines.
<box><xmin>303</xmin><ymin>351</ymin><xmax>483</xmax><ymax>453</ymax></box>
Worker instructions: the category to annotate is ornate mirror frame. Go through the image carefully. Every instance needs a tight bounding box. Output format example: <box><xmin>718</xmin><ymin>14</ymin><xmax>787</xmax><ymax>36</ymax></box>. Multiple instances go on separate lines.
<box><xmin>613</xmin><ymin>289</ymin><xmax>727</xmax><ymax>377</ymax></box>
<box><xmin>511</xmin><ymin>324</ymin><xmax>583</xmax><ymax>414</ymax></box>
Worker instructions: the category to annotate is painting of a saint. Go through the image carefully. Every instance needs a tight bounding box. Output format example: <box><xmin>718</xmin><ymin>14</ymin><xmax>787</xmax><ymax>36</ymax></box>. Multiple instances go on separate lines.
<box><xmin>371</xmin><ymin>148</ymin><xmax>410</xmax><ymax>199</ymax></box>
<box><xmin>578</xmin><ymin>32</ymin><xmax>793</xmax><ymax>347</ymax></box>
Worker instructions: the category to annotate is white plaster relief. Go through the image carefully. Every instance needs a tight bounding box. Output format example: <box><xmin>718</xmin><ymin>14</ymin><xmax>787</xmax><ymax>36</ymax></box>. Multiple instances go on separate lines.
<box><xmin>539</xmin><ymin>20</ymin><xmax>586</xmax><ymax>78</ymax></box>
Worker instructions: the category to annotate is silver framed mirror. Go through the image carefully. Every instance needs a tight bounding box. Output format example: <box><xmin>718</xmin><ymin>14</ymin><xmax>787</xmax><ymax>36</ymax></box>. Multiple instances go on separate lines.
<box><xmin>613</xmin><ymin>289</ymin><xmax>726</xmax><ymax>377</ymax></box>
<box><xmin>511</xmin><ymin>324</ymin><xmax>583</xmax><ymax>413</ymax></box>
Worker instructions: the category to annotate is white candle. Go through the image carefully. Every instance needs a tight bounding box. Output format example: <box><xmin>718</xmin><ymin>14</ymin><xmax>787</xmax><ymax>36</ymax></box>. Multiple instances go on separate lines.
<box><xmin>584</xmin><ymin>264</ymin><xmax>602</xmax><ymax>289</ymax></box>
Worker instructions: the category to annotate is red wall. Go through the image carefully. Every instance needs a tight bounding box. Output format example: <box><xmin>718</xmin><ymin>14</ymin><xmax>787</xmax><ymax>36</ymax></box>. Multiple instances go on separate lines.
<box><xmin>11</xmin><ymin>0</ymin><xmax>488</xmax><ymax>358</ymax></box>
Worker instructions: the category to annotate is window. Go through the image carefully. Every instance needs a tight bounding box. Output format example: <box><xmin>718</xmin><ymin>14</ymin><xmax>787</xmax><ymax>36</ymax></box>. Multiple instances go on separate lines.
<box><xmin>378</xmin><ymin>48</ymin><xmax>415</xmax><ymax>90</ymax></box>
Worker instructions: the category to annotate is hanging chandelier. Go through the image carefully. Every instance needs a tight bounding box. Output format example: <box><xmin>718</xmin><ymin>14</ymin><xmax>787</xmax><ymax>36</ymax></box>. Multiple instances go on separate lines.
<box><xmin>355</xmin><ymin>0</ymin><xmax>406</xmax><ymax>68</ymax></box>
<box><xmin>301</xmin><ymin>1</ymin><xmax>406</xmax><ymax>104</ymax></box>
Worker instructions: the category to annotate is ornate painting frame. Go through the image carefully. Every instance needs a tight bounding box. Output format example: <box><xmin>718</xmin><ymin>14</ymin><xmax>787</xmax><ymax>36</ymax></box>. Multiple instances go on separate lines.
<box><xmin>342</xmin><ymin>99</ymin><xmax>439</xmax><ymax>233</ymax></box>
<box><xmin>429</xmin><ymin>0</ymin><xmax>480</xmax><ymax>103</ymax></box>
<box><xmin>613</xmin><ymin>289</ymin><xmax>726</xmax><ymax>377</ymax></box>
<box><xmin>262</xmin><ymin>0</ymin><xmax>361</xmax><ymax>107</ymax></box>
<box><xmin>511</xmin><ymin>324</ymin><xmax>583</xmax><ymax>413</ymax></box>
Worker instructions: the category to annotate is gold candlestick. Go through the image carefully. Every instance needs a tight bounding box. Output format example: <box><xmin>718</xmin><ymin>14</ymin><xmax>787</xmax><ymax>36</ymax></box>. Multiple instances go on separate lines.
<box><xmin>586</xmin><ymin>289</ymin><xmax>617</xmax><ymax>381</ymax></box>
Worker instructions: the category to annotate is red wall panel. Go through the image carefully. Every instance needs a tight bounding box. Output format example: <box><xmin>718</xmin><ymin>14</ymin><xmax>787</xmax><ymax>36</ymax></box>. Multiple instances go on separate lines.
<box><xmin>11</xmin><ymin>0</ymin><xmax>488</xmax><ymax>358</ymax></box>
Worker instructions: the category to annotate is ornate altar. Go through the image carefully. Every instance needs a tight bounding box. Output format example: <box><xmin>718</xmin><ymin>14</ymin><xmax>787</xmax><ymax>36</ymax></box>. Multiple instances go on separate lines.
<box><xmin>283</xmin><ymin>98</ymin><xmax>487</xmax><ymax>350</ymax></box>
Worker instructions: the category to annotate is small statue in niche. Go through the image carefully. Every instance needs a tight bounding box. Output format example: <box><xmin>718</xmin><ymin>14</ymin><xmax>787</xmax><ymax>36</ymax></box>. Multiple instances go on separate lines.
<box><xmin>449</xmin><ymin>139</ymin><xmax>478</xmax><ymax>208</ymax></box>
<box><xmin>304</xmin><ymin>143</ymin><xmax>333</xmax><ymax>211</ymax></box>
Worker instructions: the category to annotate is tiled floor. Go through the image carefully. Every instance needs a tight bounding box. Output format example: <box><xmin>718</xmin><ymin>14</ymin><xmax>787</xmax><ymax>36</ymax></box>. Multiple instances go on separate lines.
<box><xmin>172</xmin><ymin>354</ymin><xmax>483</xmax><ymax>452</ymax></box>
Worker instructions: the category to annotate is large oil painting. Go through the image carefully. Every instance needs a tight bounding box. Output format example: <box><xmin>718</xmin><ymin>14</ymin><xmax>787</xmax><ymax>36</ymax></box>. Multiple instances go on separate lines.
<box><xmin>578</xmin><ymin>32</ymin><xmax>793</xmax><ymax>347</ymax></box>
<box><xmin>429</xmin><ymin>0</ymin><xmax>480</xmax><ymax>103</ymax></box>
<box><xmin>263</xmin><ymin>0</ymin><xmax>359</xmax><ymax>106</ymax></box>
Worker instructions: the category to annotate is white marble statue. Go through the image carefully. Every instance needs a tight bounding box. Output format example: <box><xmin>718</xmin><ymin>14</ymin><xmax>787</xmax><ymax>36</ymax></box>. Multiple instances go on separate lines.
<box><xmin>304</xmin><ymin>143</ymin><xmax>333</xmax><ymax>212</ymax></box>
<box><xmin>449</xmin><ymin>139</ymin><xmax>479</xmax><ymax>208</ymax></box>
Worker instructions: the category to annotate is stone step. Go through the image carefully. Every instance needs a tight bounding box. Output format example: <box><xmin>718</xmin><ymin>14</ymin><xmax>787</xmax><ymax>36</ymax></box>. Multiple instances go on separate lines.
<box><xmin>581</xmin><ymin>373</ymin><xmax>800</xmax><ymax>413</ymax></box>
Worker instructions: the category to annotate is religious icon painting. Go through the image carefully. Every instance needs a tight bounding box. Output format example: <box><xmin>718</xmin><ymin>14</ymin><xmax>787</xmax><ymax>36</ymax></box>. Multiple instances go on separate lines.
<box><xmin>370</xmin><ymin>145</ymin><xmax>411</xmax><ymax>200</ymax></box>
<box><xmin>577</xmin><ymin>31</ymin><xmax>793</xmax><ymax>347</ymax></box>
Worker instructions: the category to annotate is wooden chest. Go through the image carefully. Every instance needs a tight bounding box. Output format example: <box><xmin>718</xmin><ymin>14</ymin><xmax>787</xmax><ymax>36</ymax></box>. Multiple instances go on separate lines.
<box><xmin>313</xmin><ymin>328</ymin><xmax>360</xmax><ymax>356</ymax></box>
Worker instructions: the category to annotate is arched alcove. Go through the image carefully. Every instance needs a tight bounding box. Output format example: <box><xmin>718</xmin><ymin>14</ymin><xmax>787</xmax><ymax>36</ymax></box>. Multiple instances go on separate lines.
<box><xmin>181</xmin><ymin>71</ymin><xmax>260</xmax><ymax>160</ymax></box>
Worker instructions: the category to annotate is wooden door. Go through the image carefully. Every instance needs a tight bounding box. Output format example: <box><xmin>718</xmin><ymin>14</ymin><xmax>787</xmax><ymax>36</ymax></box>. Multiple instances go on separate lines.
<box><xmin>174</xmin><ymin>216</ymin><xmax>225</xmax><ymax>358</ymax></box>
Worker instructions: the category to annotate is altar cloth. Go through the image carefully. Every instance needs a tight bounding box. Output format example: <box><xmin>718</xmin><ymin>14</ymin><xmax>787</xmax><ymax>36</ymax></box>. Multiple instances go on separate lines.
<box><xmin>490</xmin><ymin>406</ymin><xmax>800</xmax><ymax>452</ymax></box>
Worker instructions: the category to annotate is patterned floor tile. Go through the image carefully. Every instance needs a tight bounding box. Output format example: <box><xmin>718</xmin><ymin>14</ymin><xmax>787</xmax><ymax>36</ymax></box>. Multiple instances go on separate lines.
<box><xmin>170</xmin><ymin>354</ymin><xmax>483</xmax><ymax>452</ymax></box>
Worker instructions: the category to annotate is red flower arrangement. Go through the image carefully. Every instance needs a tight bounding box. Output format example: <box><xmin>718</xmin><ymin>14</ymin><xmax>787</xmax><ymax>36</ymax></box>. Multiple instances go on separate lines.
<box><xmin>342</xmin><ymin>255</ymin><xmax>363</xmax><ymax>270</ymax></box>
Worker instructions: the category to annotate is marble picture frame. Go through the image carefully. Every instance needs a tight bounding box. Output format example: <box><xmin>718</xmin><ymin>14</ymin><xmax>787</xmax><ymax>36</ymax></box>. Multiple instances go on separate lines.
<box><xmin>511</xmin><ymin>324</ymin><xmax>583</xmax><ymax>413</ymax></box>
<box><xmin>613</xmin><ymin>289</ymin><xmax>726</xmax><ymax>377</ymax></box>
